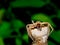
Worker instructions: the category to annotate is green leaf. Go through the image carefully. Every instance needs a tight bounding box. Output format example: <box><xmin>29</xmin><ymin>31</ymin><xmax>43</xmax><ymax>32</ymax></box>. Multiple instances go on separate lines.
<box><xmin>16</xmin><ymin>38</ymin><xmax>22</xmax><ymax>45</ymax></box>
<box><xmin>50</xmin><ymin>30</ymin><xmax>60</xmax><ymax>43</ymax></box>
<box><xmin>12</xmin><ymin>19</ymin><xmax>25</xmax><ymax>29</ymax></box>
<box><xmin>0</xmin><ymin>37</ymin><xmax>4</xmax><ymax>45</ymax></box>
<box><xmin>11</xmin><ymin>0</ymin><xmax>50</xmax><ymax>7</ymax></box>
<box><xmin>0</xmin><ymin>22</ymin><xmax>11</xmax><ymax>37</ymax></box>
<box><xmin>22</xmin><ymin>34</ymin><xmax>29</xmax><ymax>43</ymax></box>
<box><xmin>31</xmin><ymin>13</ymin><xmax>56</xmax><ymax>27</ymax></box>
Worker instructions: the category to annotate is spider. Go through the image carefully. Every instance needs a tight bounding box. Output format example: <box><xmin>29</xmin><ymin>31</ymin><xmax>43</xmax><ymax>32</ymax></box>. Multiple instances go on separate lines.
<box><xmin>26</xmin><ymin>20</ymin><xmax>54</xmax><ymax>45</ymax></box>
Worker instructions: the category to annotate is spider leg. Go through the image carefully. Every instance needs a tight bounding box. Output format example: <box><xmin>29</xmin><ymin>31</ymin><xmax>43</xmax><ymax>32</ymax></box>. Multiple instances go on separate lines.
<box><xmin>41</xmin><ymin>22</ymin><xmax>54</xmax><ymax>35</ymax></box>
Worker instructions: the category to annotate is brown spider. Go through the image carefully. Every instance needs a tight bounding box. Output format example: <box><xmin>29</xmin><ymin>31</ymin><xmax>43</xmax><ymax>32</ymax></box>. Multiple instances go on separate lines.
<box><xmin>26</xmin><ymin>20</ymin><xmax>54</xmax><ymax>45</ymax></box>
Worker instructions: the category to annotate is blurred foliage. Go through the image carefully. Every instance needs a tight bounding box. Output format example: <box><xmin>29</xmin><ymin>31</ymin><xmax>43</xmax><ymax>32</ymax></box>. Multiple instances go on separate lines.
<box><xmin>22</xmin><ymin>33</ymin><xmax>28</xmax><ymax>43</ymax></box>
<box><xmin>57</xmin><ymin>10</ymin><xmax>60</xmax><ymax>19</ymax></box>
<box><xmin>31</xmin><ymin>13</ymin><xmax>56</xmax><ymax>27</ymax></box>
<box><xmin>16</xmin><ymin>38</ymin><xmax>22</xmax><ymax>45</ymax></box>
<box><xmin>0</xmin><ymin>0</ymin><xmax>60</xmax><ymax>45</ymax></box>
<box><xmin>0</xmin><ymin>22</ymin><xmax>11</xmax><ymax>37</ymax></box>
<box><xmin>0</xmin><ymin>8</ymin><xmax>5</xmax><ymax>19</ymax></box>
<box><xmin>11</xmin><ymin>0</ymin><xmax>50</xmax><ymax>7</ymax></box>
<box><xmin>0</xmin><ymin>37</ymin><xmax>4</xmax><ymax>45</ymax></box>
<box><xmin>11</xmin><ymin>19</ymin><xmax>25</xmax><ymax>30</ymax></box>
<box><xmin>50</xmin><ymin>30</ymin><xmax>60</xmax><ymax>43</ymax></box>
<box><xmin>48</xmin><ymin>41</ymin><xmax>56</xmax><ymax>45</ymax></box>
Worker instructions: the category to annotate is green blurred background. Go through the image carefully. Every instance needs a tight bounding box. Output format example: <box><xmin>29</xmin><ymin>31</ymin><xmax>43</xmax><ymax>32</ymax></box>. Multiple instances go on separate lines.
<box><xmin>0</xmin><ymin>0</ymin><xmax>60</xmax><ymax>45</ymax></box>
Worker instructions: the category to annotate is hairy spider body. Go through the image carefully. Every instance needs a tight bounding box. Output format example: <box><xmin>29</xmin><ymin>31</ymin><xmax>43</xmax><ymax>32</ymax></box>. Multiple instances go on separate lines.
<box><xmin>26</xmin><ymin>21</ymin><xmax>53</xmax><ymax>45</ymax></box>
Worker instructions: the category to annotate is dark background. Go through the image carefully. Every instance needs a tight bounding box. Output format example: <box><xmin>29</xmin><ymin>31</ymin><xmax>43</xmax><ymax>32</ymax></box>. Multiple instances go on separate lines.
<box><xmin>0</xmin><ymin>0</ymin><xmax>60</xmax><ymax>45</ymax></box>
